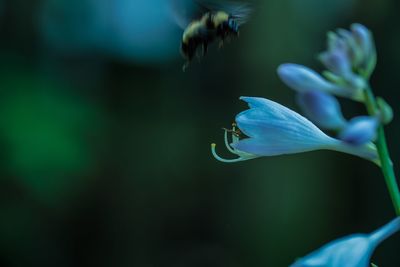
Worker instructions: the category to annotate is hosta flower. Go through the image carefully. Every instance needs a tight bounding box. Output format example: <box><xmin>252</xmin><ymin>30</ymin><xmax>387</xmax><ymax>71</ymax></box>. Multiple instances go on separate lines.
<box><xmin>277</xmin><ymin>64</ymin><xmax>363</xmax><ymax>101</ymax></box>
<box><xmin>211</xmin><ymin>97</ymin><xmax>378</xmax><ymax>163</ymax></box>
<box><xmin>319</xmin><ymin>48</ymin><xmax>352</xmax><ymax>79</ymax></box>
<box><xmin>296</xmin><ymin>90</ymin><xmax>346</xmax><ymax>130</ymax></box>
<box><xmin>350</xmin><ymin>23</ymin><xmax>377</xmax><ymax>78</ymax></box>
<box><xmin>290</xmin><ymin>217</ymin><xmax>400</xmax><ymax>267</ymax></box>
<box><xmin>319</xmin><ymin>45</ymin><xmax>366</xmax><ymax>91</ymax></box>
<box><xmin>322</xmin><ymin>23</ymin><xmax>376</xmax><ymax>79</ymax></box>
<box><xmin>339</xmin><ymin>116</ymin><xmax>379</xmax><ymax>145</ymax></box>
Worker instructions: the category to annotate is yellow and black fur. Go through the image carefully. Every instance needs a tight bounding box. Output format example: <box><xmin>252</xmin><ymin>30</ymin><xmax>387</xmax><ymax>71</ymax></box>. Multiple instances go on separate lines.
<box><xmin>181</xmin><ymin>11</ymin><xmax>239</xmax><ymax>62</ymax></box>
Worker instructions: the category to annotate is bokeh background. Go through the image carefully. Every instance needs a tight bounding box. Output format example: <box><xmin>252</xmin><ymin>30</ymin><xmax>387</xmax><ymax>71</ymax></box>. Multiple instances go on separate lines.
<box><xmin>1</xmin><ymin>0</ymin><xmax>400</xmax><ymax>266</ymax></box>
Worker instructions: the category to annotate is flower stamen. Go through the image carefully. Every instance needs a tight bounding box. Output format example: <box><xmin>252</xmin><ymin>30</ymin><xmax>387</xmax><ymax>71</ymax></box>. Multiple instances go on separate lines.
<box><xmin>211</xmin><ymin>143</ymin><xmax>244</xmax><ymax>163</ymax></box>
<box><xmin>223</xmin><ymin>129</ymin><xmax>237</xmax><ymax>154</ymax></box>
<box><xmin>212</xmin><ymin>123</ymin><xmax>258</xmax><ymax>163</ymax></box>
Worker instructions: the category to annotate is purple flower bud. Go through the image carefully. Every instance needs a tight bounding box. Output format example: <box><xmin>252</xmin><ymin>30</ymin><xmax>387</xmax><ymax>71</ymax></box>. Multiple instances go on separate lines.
<box><xmin>277</xmin><ymin>64</ymin><xmax>357</xmax><ymax>99</ymax></box>
<box><xmin>296</xmin><ymin>91</ymin><xmax>346</xmax><ymax>130</ymax></box>
<box><xmin>320</xmin><ymin>24</ymin><xmax>376</xmax><ymax>80</ymax></box>
<box><xmin>319</xmin><ymin>49</ymin><xmax>352</xmax><ymax>78</ymax></box>
<box><xmin>351</xmin><ymin>23</ymin><xmax>377</xmax><ymax>77</ymax></box>
<box><xmin>327</xmin><ymin>31</ymin><xmax>347</xmax><ymax>52</ymax></box>
<box><xmin>336</xmin><ymin>28</ymin><xmax>364</xmax><ymax>67</ymax></box>
<box><xmin>351</xmin><ymin>23</ymin><xmax>373</xmax><ymax>57</ymax></box>
<box><xmin>339</xmin><ymin>116</ymin><xmax>378</xmax><ymax>145</ymax></box>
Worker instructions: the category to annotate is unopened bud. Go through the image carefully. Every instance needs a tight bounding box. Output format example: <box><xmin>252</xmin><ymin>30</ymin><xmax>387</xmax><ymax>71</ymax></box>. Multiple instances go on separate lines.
<box><xmin>296</xmin><ymin>91</ymin><xmax>346</xmax><ymax>130</ymax></box>
<box><xmin>377</xmin><ymin>97</ymin><xmax>393</xmax><ymax>124</ymax></box>
<box><xmin>339</xmin><ymin>116</ymin><xmax>378</xmax><ymax>145</ymax></box>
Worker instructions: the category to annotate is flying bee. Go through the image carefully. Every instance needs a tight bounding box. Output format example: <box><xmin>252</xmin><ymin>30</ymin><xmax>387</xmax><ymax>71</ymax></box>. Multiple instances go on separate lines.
<box><xmin>169</xmin><ymin>0</ymin><xmax>252</xmax><ymax>70</ymax></box>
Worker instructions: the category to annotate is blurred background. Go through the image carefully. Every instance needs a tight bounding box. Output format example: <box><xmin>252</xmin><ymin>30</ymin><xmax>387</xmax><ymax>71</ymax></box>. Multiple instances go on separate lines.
<box><xmin>1</xmin><ymin>0</ymin><xmax>400</xmax><ymax>266</ymax></box>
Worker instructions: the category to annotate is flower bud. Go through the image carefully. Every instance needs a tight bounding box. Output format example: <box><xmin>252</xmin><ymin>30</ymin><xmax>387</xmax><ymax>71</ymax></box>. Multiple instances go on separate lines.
<box><xmin>351</xmin><ymin>24</ymin><xmax>374</xmax><ymax>57</ymax></box>
<box><xmin>339</xmin><ymin>116</ymin><xmax>378</xmax><ymax>145</ymax></box>
<box><xmin>321</xmin><ymin>24</ymin><xmax>376</xmax><ymax>80</ymax></box>
<box><xmin>296</xmin><ymin>91</ymin><xmax>346</xmax><ymax>130</ymax></box>
<box><xmin>277</xmin><ymin>64</ymin><xmax>357</xmax><ymax>99</ymax></box>
<box><xmin>327</xmin><ymin>31</ymin><xmax>347</xmax><ymax>52</ymax></box>
<box><xmin>319</xmin><ymin>49</ymin><xmax>352</xmax><ymax>78</ymax></box>
<box><xmin>336</xmin><ymin>28</ymin><xmax>364</xmax><ymax>67</ymax></box>
<box><xmin>350</xmin><ymin>23</ymin><xmax>377</xmax><ymax>78</ymax></box>
<box><xmin>376</xmin><ymin>97</ymin><xmax>393</xmax><ymax>124</ymax></box>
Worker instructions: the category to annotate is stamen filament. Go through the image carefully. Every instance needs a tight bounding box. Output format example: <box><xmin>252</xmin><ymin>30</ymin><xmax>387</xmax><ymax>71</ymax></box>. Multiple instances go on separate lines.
<box><xmin>232</xmin><ymin>124</ymin><xmax>240</xmax><ymax>143</ymax></box>
<box><xmin>224</xmin><ymin>130</ymin><xmax>237</xmax><ymax>154</ymax></box>
<box><xmin>211</xmin><ymin>143</ymin><xmax>244</xmax><ymax>163</ymax></box>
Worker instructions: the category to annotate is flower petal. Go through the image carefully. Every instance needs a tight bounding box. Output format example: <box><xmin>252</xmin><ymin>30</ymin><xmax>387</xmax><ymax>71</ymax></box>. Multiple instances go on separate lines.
<box><xmin>237</xmin><ymin>97</ymin><xmax>334</xmax><ymax>144</ymax></box>
<box><xmin>232</xmin><ymin>137</ymin><xmax>329</xmax><ymax>156</ymax></box>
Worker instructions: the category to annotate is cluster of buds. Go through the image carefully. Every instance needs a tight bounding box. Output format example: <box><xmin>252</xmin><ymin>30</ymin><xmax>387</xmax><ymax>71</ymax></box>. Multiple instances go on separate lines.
<box><xmin>276</xmin><ymin>25</ymin><xmax>377</xmax><ymax>102</ymax></box>
<box><xmin>277</xmin><ymin>23</ymin><xmax>393</xmax><ymax>151</ymax></box>
<box><xmin>278</xmin><ymin>63</ymin><xmax>380</xmax><ymax>147</ymax></box>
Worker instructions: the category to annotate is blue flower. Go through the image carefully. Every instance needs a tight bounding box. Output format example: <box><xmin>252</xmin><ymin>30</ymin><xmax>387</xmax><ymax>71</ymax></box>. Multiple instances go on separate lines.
<box><xmin>296</xmin><ymin>91</ymin><xmax>346</xmax><ymax>130</ymax></box>
<box><xmin>211</xmin><ymin>97</ymin><xmax>378</xmax><ymax>163</ymax></box>
<box><xmin>322</xmin><ymin>24</ymin><xmax>376</xmax><ymax>80</ymax></box>
<box><xmin>319</xmin><ymin>46</ymin><xmax>366</xmax><ymax>91</ymax></box>
<box><xmin>290</xmin><ymin>217</ymin><xmax>400</xmax><ymax>267</ymax></box>
<box><xmin>350</xmin><ymin>23</ymin><xmax>377</xmax><ymax>77</ymax></box>
<box><xmin>339</xmin><ymin>116</ymin><xmax>379</xmax><ymax>145</ymax></box>
<box><xmin>278</xmin><ymin>64</ymin><xmax>363</xmax><ymax>101</ymax></box>
<box><xmin>319</xmin><ymin>48</ymin><xmax>352</xmax><ymax>78</ymax></box>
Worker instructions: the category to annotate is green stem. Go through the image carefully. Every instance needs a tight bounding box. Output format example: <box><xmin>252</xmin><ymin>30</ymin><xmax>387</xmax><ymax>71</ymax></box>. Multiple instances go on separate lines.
<box><xmin>364</xmin><ymin>87</ymin><xmax>400</xmax><ymax>215</ymax></box>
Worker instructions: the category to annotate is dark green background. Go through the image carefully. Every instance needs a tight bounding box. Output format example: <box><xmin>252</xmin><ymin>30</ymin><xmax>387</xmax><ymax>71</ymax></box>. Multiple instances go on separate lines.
<box><xmin>1</xmin><ymin>0</ymin><xmax>400</xmax><ymax>266</ymax></box>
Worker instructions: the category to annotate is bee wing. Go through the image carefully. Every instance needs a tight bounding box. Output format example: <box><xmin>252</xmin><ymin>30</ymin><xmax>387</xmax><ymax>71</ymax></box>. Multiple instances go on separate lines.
<box><xmin>228</xmin><ymin>2</ymin><xmax>253</xmax><ymax>26</ymax></box>
<box><xmin>168</xmin><ymin>0</ymin><xmax>208</xmax><ymax>29</ymax></box>
<box><xmin>196</xmin><ymin>0</ymin><xmax>253</xmax><ymax>25</ymax></box>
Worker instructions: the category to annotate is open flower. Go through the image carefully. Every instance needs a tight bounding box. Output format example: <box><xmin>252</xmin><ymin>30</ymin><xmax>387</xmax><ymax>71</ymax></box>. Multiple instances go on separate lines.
<box><xmin>211</xmin><ymin>97</ymin><xmax>378</xmax><ymax>163</ymax></box>
<box><xmin>290</xmin><ymin>217</ymin><xmax>400</xmax><ymax>267</ymax></box>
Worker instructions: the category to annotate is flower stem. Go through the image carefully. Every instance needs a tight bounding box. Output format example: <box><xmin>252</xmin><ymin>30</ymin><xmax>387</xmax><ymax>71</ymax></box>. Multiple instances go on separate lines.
<box><xmin>364</xmin><ymin>86</ymin><xmax>400</xmax><ymax>215</ymax></box>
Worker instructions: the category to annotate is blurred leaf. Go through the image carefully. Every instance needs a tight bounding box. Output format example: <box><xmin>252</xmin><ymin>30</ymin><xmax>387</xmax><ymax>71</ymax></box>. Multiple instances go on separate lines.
<box><xmin>0</xmin><ymin>69</ymin><xmax>106</xmax><ymax>205</ymax></box>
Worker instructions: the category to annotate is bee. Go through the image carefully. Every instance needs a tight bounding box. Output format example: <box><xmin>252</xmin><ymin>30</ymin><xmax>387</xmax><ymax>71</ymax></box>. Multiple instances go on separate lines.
<box><xmin>169</xmin><ymin>0</ymin><xmax>252</xmax><ymax>70</ymax></box>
